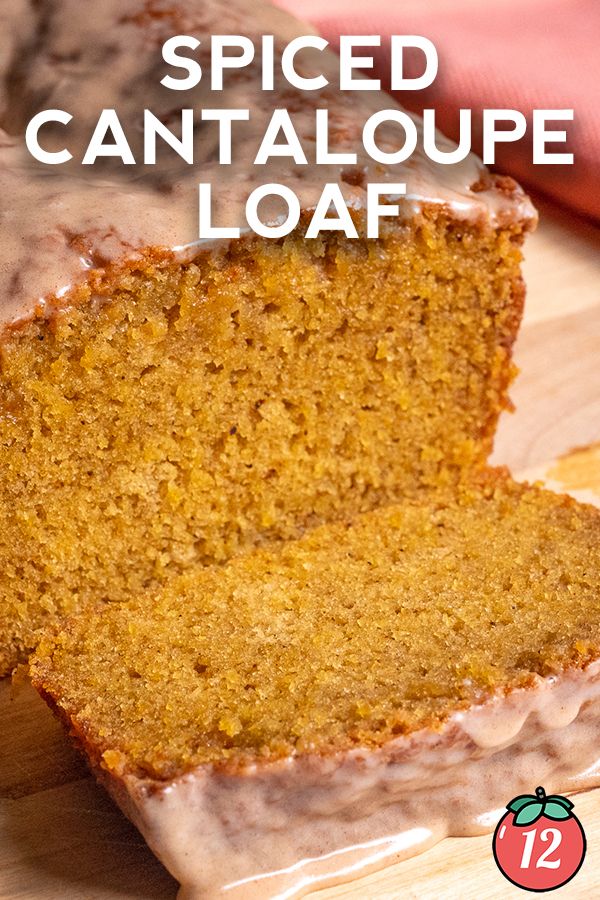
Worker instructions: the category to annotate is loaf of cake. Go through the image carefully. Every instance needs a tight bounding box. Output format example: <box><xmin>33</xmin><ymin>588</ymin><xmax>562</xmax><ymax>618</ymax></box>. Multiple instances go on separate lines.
<box><xmin>31</xmin><ymin>472</ymin><xmax>600</xmax><ymax>898</ymax></box>
<box><xmin>0</xmin><ymin>0</ymin><xmax>535</xmax><ymax>675</ymax></box>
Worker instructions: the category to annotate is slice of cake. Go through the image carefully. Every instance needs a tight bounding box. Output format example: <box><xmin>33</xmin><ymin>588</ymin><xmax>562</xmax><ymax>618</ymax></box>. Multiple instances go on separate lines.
<box><xmin>0</xmin><ymin>0</ymin><xmax>535</xmax><ymax>674</ymax></box>
<box><xmin>31</xmin><ymin>472</ymin><xmax>600</xmax><ymax>899</ymax></box>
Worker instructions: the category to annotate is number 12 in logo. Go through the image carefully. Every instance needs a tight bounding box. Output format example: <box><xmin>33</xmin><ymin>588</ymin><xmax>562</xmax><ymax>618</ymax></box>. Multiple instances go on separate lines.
<box><xmin>493</xmin><ymin>786</ymin><xmax>586</xmax><ymax>891</ymax></box>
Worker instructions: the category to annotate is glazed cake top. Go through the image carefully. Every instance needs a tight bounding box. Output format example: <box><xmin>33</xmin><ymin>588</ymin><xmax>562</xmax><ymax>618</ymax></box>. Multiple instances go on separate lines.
<box><xmin>0</xmin><ymin>0</ymin><xmax>535</xmax><ymax>327</ymax></box>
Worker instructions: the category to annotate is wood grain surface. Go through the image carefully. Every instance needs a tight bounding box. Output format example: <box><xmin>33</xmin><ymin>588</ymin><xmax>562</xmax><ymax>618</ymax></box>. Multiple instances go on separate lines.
<box><xmin>1</xmin><ymin>200</ymin><xmax>599</xmax><ymax>900</ymax></box>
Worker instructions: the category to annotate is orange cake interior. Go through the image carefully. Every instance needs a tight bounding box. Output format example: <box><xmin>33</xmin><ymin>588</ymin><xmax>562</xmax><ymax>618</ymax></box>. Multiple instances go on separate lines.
<box><xmin>31</xmin><ymin>472</ymin><xmax>600</xmax><ymax>779</ymax></box>
<box><xmin>0</xmin><ymin>214</ymin><xmax>526</xmax><ymax>674</ymax></box>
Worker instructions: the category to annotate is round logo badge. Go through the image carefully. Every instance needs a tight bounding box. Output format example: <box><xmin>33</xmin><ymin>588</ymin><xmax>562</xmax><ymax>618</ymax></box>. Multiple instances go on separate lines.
<box><xmin>493</xmin><ymin>786</ymin><xmax>586</xmax><ymax>892</ymax></box>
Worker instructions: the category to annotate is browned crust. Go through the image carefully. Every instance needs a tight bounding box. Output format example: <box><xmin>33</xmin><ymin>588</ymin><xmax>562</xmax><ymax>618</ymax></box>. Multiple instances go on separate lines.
<box><xmin>0</xmin><ymin>202</ymin><xmax>532</xmax><ymax>340</ymax></box>
<box><xmin>29</xmin><ymin>467</ymin><xmax>600</xmax><ymax>781</ymax></box>
<box><xmin>478</xmin><ymin>272</ymin><xmax>527</xmax><ymax>455</ymax></box>
<box><xmin>32</xmin><ymin>649</ymin><xmax>600</xmax><ymax>785</ymax></box>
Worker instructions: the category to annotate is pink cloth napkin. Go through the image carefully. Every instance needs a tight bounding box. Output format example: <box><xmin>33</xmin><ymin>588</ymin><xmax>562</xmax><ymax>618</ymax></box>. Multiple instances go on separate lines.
<box><xmin>276</xmin><ymin>0</ymin><xmax>600</xmax><ymax>221</ymax></box>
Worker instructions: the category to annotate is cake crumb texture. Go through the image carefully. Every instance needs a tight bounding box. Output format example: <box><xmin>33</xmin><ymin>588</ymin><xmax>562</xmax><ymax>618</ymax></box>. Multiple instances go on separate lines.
<box><xmin>0</xmin><ymin>216</ymin><xmax>525</xmax><ymax>673</ymax></box>
<box><xmin>31</xmin><ymin>473</ymin><xmax>600</xmax><ymax>779</ymax></box>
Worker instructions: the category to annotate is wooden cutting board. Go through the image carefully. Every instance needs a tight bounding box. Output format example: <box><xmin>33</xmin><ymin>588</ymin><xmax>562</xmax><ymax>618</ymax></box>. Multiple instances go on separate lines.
<box><xmin>1</xmin><ymin>200</ymin><xmax>600</xmax><ymax>900</ymax></box>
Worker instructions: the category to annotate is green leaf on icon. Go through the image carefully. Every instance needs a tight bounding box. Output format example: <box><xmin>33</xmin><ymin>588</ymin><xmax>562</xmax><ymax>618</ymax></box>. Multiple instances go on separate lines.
<box><xmin>544</xmin><ymin>801</ymin><xmax>572</xmax><ymax>820</ymax></box>
<box><xmin>514</xmin><ymin>801</ymin><xmax>544</xmax><ymax>826</ymax></box>
<box><xmin>507</xmin><ymin>794</ymin><xmax>537</xmax><ymax>813</ymax></box>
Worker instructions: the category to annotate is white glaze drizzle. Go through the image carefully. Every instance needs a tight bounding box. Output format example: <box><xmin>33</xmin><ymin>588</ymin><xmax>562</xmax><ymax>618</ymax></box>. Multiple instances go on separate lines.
<box><xmin>102</xmin><ymin>662</ymin><xmax>600</xmax><ymax>899</ymax></box>
<box><xmin>0</xmin><ymin>0</ymin><xmax>535</xmax><ymax>327</ymax></box>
